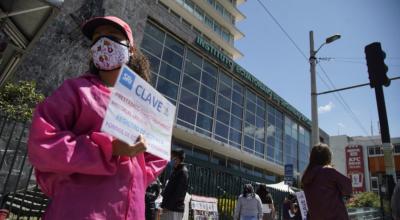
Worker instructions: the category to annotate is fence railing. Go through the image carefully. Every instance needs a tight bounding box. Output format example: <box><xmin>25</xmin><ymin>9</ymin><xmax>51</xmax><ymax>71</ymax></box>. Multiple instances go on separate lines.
<box><xmin>0</xmin><ymin>116</ymin><xmax>288</xmax><ymax>219</ymax></box>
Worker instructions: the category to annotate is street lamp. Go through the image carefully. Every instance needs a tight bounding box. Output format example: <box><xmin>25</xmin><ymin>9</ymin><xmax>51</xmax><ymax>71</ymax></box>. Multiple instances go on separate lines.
<box><xmin>309</xmin><ymin>31</ymin><xmax>341</xmax><ymax>146</ymax></box>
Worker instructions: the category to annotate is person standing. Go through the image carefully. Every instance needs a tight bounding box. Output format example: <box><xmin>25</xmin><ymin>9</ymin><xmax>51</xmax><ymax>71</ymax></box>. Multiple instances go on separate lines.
<box><xmin>256</xmin><ymin>184</ymin><xmax>275</xmax><ymax>220</ymax></box>
<box><xmin>27</xmin><ymin>16</ymin><xmax>168</xmax><ymax>219</ymax></box>
<box><xmin>159</xmin><ymin>149</ymin><xmax>189</xmax><ymax>220</ymax></box>
<box><xmin>301</xmin><ymin>144</ymin><xmax>352</xmax><ymax>220</ymax></box>
<box><xmin>146</xmin><ymin>178</ymin><xmax>162</xmax><ymax>220</ymax></box>
<box><xmin>234</xmin><ymin>184</ymin><xmax>263</xmax><ymax>220</ymax></box>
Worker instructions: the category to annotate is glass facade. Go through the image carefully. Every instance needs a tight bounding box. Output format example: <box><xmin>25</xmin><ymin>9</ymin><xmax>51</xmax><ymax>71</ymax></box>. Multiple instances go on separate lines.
<box><xmin>141</xmin><ymin>22</ymin><xmax>311</xmax><ymax>175</ymax></box>
<box><xmin>205</xmin><ymin>0</ymin><xmax>235</xmax><ymax>24</ymax></box>
<box><xmin>175</xmin><ymin>0</ymin><xmax>234</xmax><ymax>45</ymax></box>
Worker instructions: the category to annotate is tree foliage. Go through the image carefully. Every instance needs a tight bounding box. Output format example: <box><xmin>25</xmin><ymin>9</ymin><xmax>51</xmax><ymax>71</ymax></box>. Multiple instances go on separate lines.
<box><xmin>0</xmin><ymin>81</ymin><xmax>44</xmax><ymax>121</ymax></box>
<box><xmin>347</xmin><ymin>192</ymin><xmax>380</xmax><ymax>208</ymax></box>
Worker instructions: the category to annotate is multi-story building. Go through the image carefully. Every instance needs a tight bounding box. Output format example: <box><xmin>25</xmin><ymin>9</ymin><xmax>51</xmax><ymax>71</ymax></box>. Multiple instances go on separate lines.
<box><xmin>330</xmin><ymin>135</ymin><xmax>400</xmax><ymax>192</ymax></box>
<box><xmin>2</xmin><ymin>0</ymin><xmax>330</xmax><ymax>185</ymax></box>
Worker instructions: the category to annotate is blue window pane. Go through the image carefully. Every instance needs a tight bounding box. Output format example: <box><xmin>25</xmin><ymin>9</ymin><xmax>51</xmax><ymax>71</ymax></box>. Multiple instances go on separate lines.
<box><xmin>229</xmin><ymin>128</ymin><xmax>241</xmax><ymax>144</ymax></box>
<box><xmin>198</xmin><ymin>98</ymin><xmax>214</xmax><ymax>117</ymax></box>
<box><xmin>150</xmin><ymin>73</ymin><xmax>157</xmax><ymax>87</ymax></box>
<box><xmin>143</xmin><ymin>51</ymin><xmax>160</xmax><ymax>73</ymax></box>
<box><xmin>144</xmin><ymin>24</ymin><xmax>165</xmax><ymax>43</ymax></box>
<box><xmin>267</xmin><ymin>146</ymin><xmax>274</xmax><ymax>159</ymax></box>
<box><xmin>159</xmin><ymin>62</ymin><xmax>181</xmax><ymax>84</ymax></box>
<box><xmin>185</xmin><ymin>61</ymin><xmax>201</xmax><ymax>80</ymax></box>
<box><xmin>256</xmin><ymin>106</ymin><xmax>265</xmax><ymax>118</ymax></box>
<box><xmin>180</xmin><ymin>89</ymin><xmax>198</xmax><ymax>109</ymax></box>
<box><xmin>244</xmin><ymin>123</ymin><xmax>255</xmax><ymax>136</ymax></box>
<box><xmin>220</xmin><ymin>72</ymin><xmax>232</xmax><ymax>86</ymax></box>
<box><xmin>230</xmin><ymin>115</ymin><xmax>242</xmax><ymax>131</ymax></box>
<box><xmin>232</xmin><ymin>91</ymin><xmax>243</xmax><ymax>105</ymax></box>
<box><xmin>233</xmin><ymin>81</ymin><xmax>243</xmax><ymax>93</ymax></box>
<box><xmin>203</xmin><ymin>60</ymin><xmax>218</xmax><ymax>76</ymax></box>
<box><xmin>246</xmin><ymin>101</ymin><xmax>256</xmax><ymax>113</ymax></box>
<box><xmin>231</xmin><ymin>103</ymin><xmax>243</xmax><ymax>118</ymax></box>
<box><xmin>219</xmin><ymin>83</ymin><xmax>231</xmax><ymax>98</ymax></box>
<box><xmin>178</xmin><ymin>104</ymin><xmax>196</xmax><ymax>125</ymax></box>
<box><xmin>244</xmin><ymin>135</ymin><xmax>254</xmax><ymax>150</ymax></box>
<box><xmin>165</xmin><ymin>35</ymin><xmax>184</xmax><ymax>55</ymax></box>
<box><xmin>255</xmin><ymin>141</ymin><xmax>264</xmax><ymax>155</ymax></box>
<box><xmin>196</xmin><ymin>113</ymin><xmax>213</xmax><ymax>132</ymax></box>
<box><xmin>256</xmin><ymin>117</ymin><xmax>265</xmax><ymax>128</ymax></box>
<box><xmin>200</xmin><ymin>85</ymin><xmax>216</xmax><ymax>103</ymax></box>
<box><xmin>216</xmin><ymin>108</ymin><xmax>230</xmax><ymax>125</ymax></box>
<box><xmin>187</xmin><ymin>49</ymin><xmax>202</xmax><ymax>67</ymax></box>
<box><xmin>245</xmin><ymin>112</ymin><xmax>255</xmax><ymax>125</ymax></box>
<box><xmin>182</xmin><ymin>75</ymin><xmax>200</xmax><ymax>94</ymax></box>
<box><xmin>156</xmin><ymin>77</ymin><xmax>178</xmax><ymax>100</ymax></box>
<box><xmin>215</xmin><ymin>122</ymin><xmax>229</xmax><ymax>139</ymax></box>
<box><xmin>141</xmin><ymin>36</ymin><xmax>163</xmax><ymax>58</ymax></box>
<box><xmin>162</xmin><ymin>47</ymin><xmax>183</xmax><ymax>69</ymax></box>
<box><xmin>201</xmin><ymin>71</ymin><xmax>217</xmax><ymax>90</ymax></box>
<box><xmin>247</xmin><ymin>90</ymin><xmax>256</xmax><ymax>103</ymax></box>
<box><xmin>217</xmin><ymin>95</ymin><xmax>230</xmax><ymax>112</ymax></box>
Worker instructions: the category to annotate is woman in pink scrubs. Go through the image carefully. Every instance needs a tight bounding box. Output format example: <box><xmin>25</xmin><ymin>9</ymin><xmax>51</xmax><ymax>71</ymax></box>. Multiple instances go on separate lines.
<box><xmin>28</xmin><ymin>16</ymin><xmax>168</xmax><ymax>220</ymax></box>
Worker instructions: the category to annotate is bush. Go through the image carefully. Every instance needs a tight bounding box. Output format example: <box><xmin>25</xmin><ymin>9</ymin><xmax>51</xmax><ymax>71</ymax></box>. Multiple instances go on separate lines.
<box><xmin>347</xmin><ymin>192</ymin><xmax>380</xmax><ymax>208</ymax></box>
<box><xmin>0</xmin><ymin>81</ymin><xmax>44</xmax><ymax>121</ymax></box>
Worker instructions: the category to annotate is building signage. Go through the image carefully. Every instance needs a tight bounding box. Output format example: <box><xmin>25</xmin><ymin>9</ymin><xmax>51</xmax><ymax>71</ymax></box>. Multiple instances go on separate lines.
<box><xmin>101</xmin><ymin>65</ymin><xmax>176</xmax><ymax>160</ymax></box>
<box><xmin>195</xmin><ymin>36</ymin><xmax>311</xmax><ymax>126</ymax></box>
<box><xmin>345</xmin><ymin>145</ymin><xmax>365</xmax><ymax>193</ymax></box>
<box><xmin>284</xmin><ymin>164</ymin><xmax>294</xmax><ymax>186</ymax></box>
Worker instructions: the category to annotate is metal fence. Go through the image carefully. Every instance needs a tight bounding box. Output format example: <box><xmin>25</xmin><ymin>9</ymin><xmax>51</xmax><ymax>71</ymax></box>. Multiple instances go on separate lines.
<box><xmin>0</xmin><ymin>116</ymin><xmax>288</xmax><ymax>219</ymax></box>
<box><xmin>0</xmin><ymin>116</ymin><xmax>48</xmax><ymax>219</ymax></box>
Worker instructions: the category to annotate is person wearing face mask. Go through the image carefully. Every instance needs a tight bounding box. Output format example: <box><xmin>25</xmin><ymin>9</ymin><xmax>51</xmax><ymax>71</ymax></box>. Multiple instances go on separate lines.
<box><xmin>27</xmin><ymin>16</ymin><xmax>168</xmax><ymax>220</ymax></box>
<box><xmin>159</xmin><ymin>149</ymin><xmax>189</xmax><ymax>220</ymax></box>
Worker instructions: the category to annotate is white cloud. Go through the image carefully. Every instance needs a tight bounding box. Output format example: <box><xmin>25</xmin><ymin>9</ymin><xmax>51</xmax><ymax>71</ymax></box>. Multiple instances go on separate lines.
<box><xmin>318</xmin><ymin>101</ymin><xmax>334</xmax><ymax>114</ymax></box>
<box><xmin>338</xmin><ymin>123</ymin><xmax>345</xmax><ymax>128</ymax></box>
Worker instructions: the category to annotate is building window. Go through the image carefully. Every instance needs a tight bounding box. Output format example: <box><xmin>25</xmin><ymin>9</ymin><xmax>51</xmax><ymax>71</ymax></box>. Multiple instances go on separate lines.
<box><xmin>394</xmin><ymin>144</ymin><xmax>400</xmax><ymax>154</ymax></box>
<box><xmin>266</xmin><ymin>104</ymin><xmax>284</xmax><ymax>165</ymax></box>
<box><xmin>175</xmin><ymin>0</ymin><xmax>234</xmax><ymax>44</ymax></box>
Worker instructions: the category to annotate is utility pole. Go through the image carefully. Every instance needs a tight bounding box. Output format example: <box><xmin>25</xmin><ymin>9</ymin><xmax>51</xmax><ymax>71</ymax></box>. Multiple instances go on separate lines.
<box><xmin>309</xmin><ymin>31</ymin><xmax>340</xmax><ymax>146</ymax></box>
<box><xmin>309</xmin><ymin>31</ymin><xmax>319</xmax><ymax>146</ymax></box>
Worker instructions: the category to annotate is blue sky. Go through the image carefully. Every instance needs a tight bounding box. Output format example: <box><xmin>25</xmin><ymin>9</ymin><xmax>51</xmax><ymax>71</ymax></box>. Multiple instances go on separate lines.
<box><xmin>236</xmin><ymin>0</ymin><xmax>400</xmax><ymax>138</ymax></box>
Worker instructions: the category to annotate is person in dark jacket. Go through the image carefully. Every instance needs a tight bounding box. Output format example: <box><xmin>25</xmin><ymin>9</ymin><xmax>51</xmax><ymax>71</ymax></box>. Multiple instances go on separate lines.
<box><xmin>160</xmin><ymin>148</ymin><xmax>189</xmax><ymax>220</ymax></box>
<box><xmin>145</xmin><ymin>178</ymin><xmax>161</xmax><ymax>220</ymax></box>
<box><xmin>301</xmin><ymin>144</ymin><xmax>352</xmax><ymax>220</ymax></box>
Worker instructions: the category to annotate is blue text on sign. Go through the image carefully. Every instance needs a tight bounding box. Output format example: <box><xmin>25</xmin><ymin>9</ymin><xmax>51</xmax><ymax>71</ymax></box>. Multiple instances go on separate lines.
<box><xmin>135</xmin><ymin>85</ymin><xmax>163</xmax><ymax>112</ymax></box>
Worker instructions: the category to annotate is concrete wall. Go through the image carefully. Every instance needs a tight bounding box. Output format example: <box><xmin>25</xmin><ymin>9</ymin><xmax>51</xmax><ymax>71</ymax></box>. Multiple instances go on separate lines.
<box><xmin>330</xmin><ymin>135</ymin><xmax>349</xmax><ymax>175</ymax></box>
<box><xmin>10</xmin><ymin>0</ymin><xmax>199</xmax><ymax>96</ymax></box>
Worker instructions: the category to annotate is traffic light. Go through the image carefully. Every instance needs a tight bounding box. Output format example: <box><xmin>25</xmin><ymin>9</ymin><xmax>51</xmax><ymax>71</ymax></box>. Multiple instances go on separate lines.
<box><xmin>364</xmin><ymin>42</ymin><xmax>390</xmax><ymax>88</ymax></box>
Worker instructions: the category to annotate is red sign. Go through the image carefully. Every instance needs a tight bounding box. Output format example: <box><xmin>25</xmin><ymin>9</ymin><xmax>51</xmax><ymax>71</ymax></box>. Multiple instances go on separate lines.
<box><xmin>345</xmin><ymin>145</ymin><xmax>365</xmax><ymax>193</ymax></box>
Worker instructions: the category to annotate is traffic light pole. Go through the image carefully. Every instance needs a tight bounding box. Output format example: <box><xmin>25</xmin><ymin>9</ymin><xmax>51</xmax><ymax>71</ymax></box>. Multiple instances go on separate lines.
<box><xmin>374</xmin><ymin>85</ymin><xmax>396</xmax><ymax>178</ymax></box>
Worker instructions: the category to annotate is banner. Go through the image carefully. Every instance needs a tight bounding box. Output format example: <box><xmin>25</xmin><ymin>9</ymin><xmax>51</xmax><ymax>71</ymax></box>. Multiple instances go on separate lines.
<box><xmin>345</xmin><ymin>145</ymin><xmax>365</xmax><ymax>193</ymax></box>
<box><xmin>101</xmin><ymin>65</ymin><xmax>176</xmax><ymax>160</ymax></box>
<box><xmin>190</xmin><ymin>195</ymin><xmax>218</xmax><ymax>220</ymax></box>
<box><xmin>295</xmin><ymin>191</ymin><xmax>308</xmax><ymax>220</ymax></box>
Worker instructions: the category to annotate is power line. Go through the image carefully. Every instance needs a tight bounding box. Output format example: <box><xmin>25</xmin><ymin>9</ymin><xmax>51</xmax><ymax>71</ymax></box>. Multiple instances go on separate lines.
<box><xmin>255</xmin><ymin>0</ymin><xmax>308</xmax><ymax>60</ymax></box>
<box><xmin>254</xmin><ymin>0</ymin><xmax>383</xmax><ymax>143</ymax></box>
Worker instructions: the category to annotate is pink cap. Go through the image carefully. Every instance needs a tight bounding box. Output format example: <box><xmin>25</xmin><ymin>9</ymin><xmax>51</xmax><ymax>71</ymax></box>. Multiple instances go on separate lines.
<box><xmin>81</xmin><ymin>16</ymin><xmax>134</xmax><ymax>46</ymax></box>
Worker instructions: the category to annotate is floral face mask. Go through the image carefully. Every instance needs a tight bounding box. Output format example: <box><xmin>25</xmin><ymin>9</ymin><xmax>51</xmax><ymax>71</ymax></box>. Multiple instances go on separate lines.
<box><xmin>90</xmin><ymin>36</ymin><xmax>130</xmax><ymax>71</ymax></box>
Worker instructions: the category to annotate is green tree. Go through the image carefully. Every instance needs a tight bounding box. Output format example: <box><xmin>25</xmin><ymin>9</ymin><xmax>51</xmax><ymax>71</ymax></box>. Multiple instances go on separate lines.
<box><xmin>347</xmin><ymin>192</ymin><xmax>380</xmax><ymax>208</ymax></box>
<box><xmin>0</xmin><ymin>81</ymin><xmax>44</xmax><ymax>121</ymax></box>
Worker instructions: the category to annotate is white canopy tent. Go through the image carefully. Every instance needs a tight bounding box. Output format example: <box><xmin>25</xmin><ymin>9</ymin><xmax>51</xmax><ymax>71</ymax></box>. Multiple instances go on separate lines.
<box><xmin>266</xmin><ymin>181</ymin><xmax>295</xmax><ymax>193</ymax></box>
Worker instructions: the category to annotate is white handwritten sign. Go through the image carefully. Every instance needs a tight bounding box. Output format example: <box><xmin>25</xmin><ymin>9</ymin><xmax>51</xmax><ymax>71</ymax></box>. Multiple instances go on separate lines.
<box><xmin>295</xmin><ymin>191</ymin><xmax>309</xmax><ymax>220</ymax></box>
<box><xmin>101</xmin><ymin>65</ymin><xmax>176</xmax><ymax>160</ymax></box>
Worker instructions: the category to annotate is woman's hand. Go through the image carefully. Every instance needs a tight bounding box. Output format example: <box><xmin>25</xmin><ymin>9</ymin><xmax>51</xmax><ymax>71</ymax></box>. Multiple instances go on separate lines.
<box><xmin>112</xmin><ymin>135</ymin><xmax>147</xmax><ymax>157</ymax></box>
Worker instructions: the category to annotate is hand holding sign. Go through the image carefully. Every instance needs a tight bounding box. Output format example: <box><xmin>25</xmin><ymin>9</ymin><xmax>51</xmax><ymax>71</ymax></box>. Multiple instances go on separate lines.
<box><xmin>112</xmin><ymin>135</ymin><xmax>147</xmax><ymax>157</ymax></box>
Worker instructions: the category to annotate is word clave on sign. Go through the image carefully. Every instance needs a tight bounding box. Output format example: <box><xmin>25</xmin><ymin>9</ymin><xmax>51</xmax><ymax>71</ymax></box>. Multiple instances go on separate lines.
<box><xmin>101</xmin><ymin>65</ymin><xmax>176</xmax><ymax>160</ymax></box>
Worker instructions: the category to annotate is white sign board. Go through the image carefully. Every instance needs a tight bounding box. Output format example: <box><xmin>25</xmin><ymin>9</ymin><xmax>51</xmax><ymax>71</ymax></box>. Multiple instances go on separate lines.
<box><xmin>101</xmin><ymin>65</ymin><xmax>176</xmax><ymax>160</ymax></box>
<box><xmin>295</xmin><ymin>191</ymin><xmax>309</xmax><ymax>220</ymax></box>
